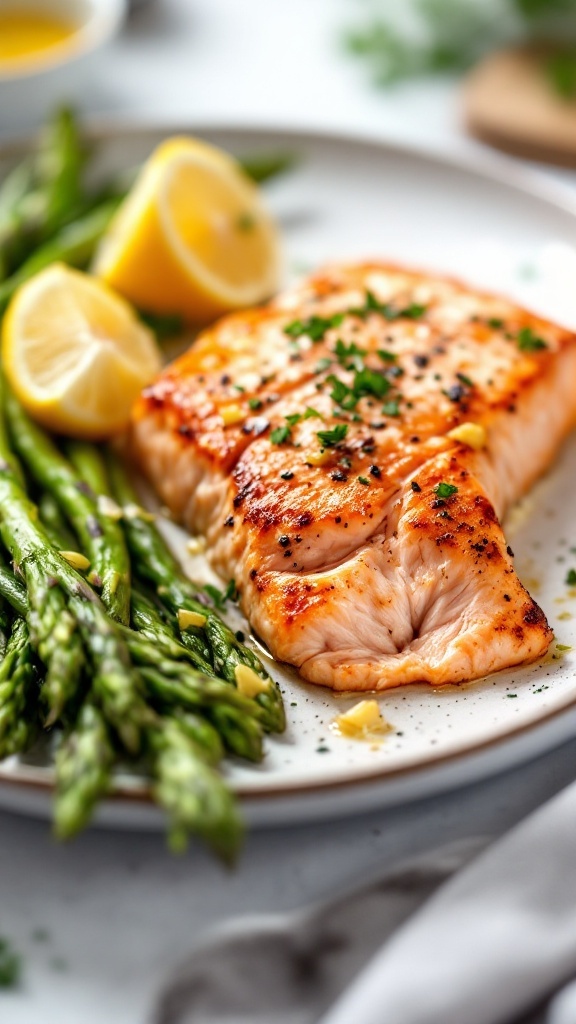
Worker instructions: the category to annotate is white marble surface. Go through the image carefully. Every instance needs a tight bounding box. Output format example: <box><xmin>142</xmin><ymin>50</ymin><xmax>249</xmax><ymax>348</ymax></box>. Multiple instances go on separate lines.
<box><xmin>1</xmin><ymin>2</ymin><xmax>576</xmax><ymax>1021</ymax></box>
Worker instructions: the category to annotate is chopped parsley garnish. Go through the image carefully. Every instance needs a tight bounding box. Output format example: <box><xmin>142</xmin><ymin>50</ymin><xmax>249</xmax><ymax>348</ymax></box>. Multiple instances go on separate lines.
<box><xmin>284</xmin><ymin>313</ymin><xmax>344</xmax><ymax>342</ymax></box>
<box><xmin>381</xmin><ymin>399</ymin><xmax>400</xmax><ymax>417</ymax></box>
<box><xmin>335</xmin><ymin>338</ymin><xmax>367</xmax><ymax>369</ymax></box>
<box><xmin>399</xmin><ymin>303</ymin><xmax>427</xmax><ymax>320</ymax></box>
<box><xmin>487</xmin><ymin>317</ymin><xmax>504</xmax><ymax>329</ymax></box>
<box><xmin>0</xmin><ymin>939</ymin><xmax>21</xmax><ymax>988</ymax></box>
<box><xmin>270</xmin><ymin>425</ymin><xmax>292</xmax><ymax>444</ymax></box>
<box><xmin>566</xmin><ymin>569</ymin><xmax>576</xmax><ymax>586</ymax></box>
<box><xmin>327</xmin><ymin>374</ymin><xmax>358</xmax><ymax>410</ymax></box>
<box><xmin>316</xmin><ymin>424</ymin><xmax>348</xmax><ymax>447</ymax></box>
<box><xmin>248</xmin><ymin>397</ymin><xmax>263</xmax><ymax>410</ymax></box>
<box><xmin>358</xmin><ymin>476</ymin><xmax>370</xmax><ymax>485</ymax></box>
<box><xmin>204</xmin><ymin>580</ymin><xmax>238</xmax><ymax>610</ymax></box>
<box><xmin>517</xmin><ymin>327</ymin><xmax>548</xmax><ymax>352</ymax></box>
<box><xmin>434</xmin><ymin>482</ymin><xmax>458</xmax><ymax>498</ymax></box>
<box><xmin>377</xmin><ymin>349</ymin><xmax>397</xmax><ymax>363</ymax></box>
<box><xmin>352</xmin><ymin>367</ymin><xmax>391</xmax><ymax>399</ymax></box>
<box><xmin>350</xmin><ymin>290</ymin><xmax>427</xmax><ymax>321</ymax></box>
<box><xmin>303</xmin><ymin>406</ymin><xmax>323</xmax><ymax>419</ymax></box>
<box><xmin>285</xmin><ymin>413</ymin><xmax>302</xmax><ymax>427</ymax></box>
<box><xmin>456</xmin><ymin>372</ymin><xmax>474</xmax><ymax>388</ymax></box>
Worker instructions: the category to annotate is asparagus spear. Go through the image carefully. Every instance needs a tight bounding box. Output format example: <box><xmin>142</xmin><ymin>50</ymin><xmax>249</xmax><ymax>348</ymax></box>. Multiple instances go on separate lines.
<box><xmin>148</xmin><ymin>716</ymin><xmax>243</xmax><ymax>859</ymax></box>
<box><xmin>0</xmin><ymin>160</ymin><xmax>35</xmax><ymax>280</ymax></box>
<box><xmin>0</xmin><ymin>616</ymin><xmax>39</xmax><ymax>758</ymax></box>
<box><xmin>53</xmin><ymin>702</ymin><xmax>115</xmax><ymax>839</ymax></box>
<box><xmin>6</xmin><ymin>394</ymin><xmax>131</xmax><ymax>625</ymax></box>
<box><xmin>0</xmin><ymin>564</ymin><xmax>27</xmax><ymax>619</ymax></box>
<box><xmin>37</xmin><ymin>107</ymin><xmax>85</xmax><ymax>239</ymax></box>
<box><xmin>0</xmin><ymin>199</ymin><xmax>121</xmax><ymax>316</ymax></box>
<box><xmin>169</xmin><ymin>710</ymin><xmax>223</xmax><ymax>767</ymax></box>
<box><xmin>0</xmin><ymin>595</ymin><xmax>11</xmax><ymax>662</ymax></box>
<box><xmin>0</xmin><ymin>109</ymin><xmax>86</xmax><ymax>279</ymax></box>
<box><xmin>38</xmin><ymin>492</ymin><xmax>78</xmax><ymax>551</ymax></box>
<box><xmin>119</xmin><ymin>628</ymin><xmax>265</xmax><ymax>730</ymax></box>
<box><xmin>131</xmin><ymin>587</ymin><xmax>213</xmax><ymax>675</ymax></box>
<box><xmin>106</xmin><ymin>452</ymin><xmax>285</xmax><ymax>733</ymax></box>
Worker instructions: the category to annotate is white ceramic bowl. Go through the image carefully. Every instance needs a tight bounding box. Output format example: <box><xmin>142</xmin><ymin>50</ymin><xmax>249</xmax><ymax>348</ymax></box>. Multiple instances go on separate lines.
<box><xmin>0</xmin><ymin>0</ymin><xmax>127</xmax><ymax>134</ymax></box>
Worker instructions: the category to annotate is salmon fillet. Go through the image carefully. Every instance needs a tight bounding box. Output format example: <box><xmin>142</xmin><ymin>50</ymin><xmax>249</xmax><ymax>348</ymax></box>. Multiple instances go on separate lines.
<box><xmin>132</xmin><ymin>264</ymin><xmax>576</xmax><ymax>691</ymax></box>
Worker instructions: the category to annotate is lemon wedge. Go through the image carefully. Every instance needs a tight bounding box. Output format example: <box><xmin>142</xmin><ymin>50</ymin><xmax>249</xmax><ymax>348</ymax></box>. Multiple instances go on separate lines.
<box><xmin>2</xmin><ymin>263</ymin><xmax>161</xmax><ymax>440</ymax></box>
<box><xmin>93</xmin><ymin>136</ymin><xmax>281</xmax><ymax>324</ymax></box>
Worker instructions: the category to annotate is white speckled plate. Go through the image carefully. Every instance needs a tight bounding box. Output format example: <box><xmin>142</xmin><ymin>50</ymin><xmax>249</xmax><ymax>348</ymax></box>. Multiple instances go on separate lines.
<box><xmin>1</xmin><ymin>121</ymin><xmax>576</xmax><ymax>830</ymax></box>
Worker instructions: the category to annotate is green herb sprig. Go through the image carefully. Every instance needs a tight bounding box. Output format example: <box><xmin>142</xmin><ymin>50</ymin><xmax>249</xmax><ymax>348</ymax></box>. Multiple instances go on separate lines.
<box><xmin>434</xmin><ymin>482</ymin><xmax>458</xmax><ymax>498</ymax></box>
<box><xmin>344</xmin><ymin>0</ymin><xmax>576</xmax><ymax>98</ymax></box>
<box><xmin>317</xmin><ymin>424</ymin><xmax>349</xmax><ymax>448</ymax></box>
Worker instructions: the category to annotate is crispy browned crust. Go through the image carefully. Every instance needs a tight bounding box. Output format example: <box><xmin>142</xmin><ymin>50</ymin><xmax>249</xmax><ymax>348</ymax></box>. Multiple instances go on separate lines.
<box><xmin>133</xmin><ymin>262</ymin><xmax>576</xmax><ymax>689</ymax></box>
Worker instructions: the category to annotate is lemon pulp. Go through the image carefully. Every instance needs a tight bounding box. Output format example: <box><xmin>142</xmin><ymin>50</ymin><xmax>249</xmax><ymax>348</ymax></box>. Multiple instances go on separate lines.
<box><xmin>165</xmin><ymin>158</ymin><xmax>273</xmax><ymax>289</ymax></box>
<box><xmin>0</xmin><ymin>10</ymin><xmax>78</xmax><ymax>65</ymax></box>
<box><xmin>94</xmin><ymin>136</ymin><xmax>281</xmax><ymax>324</ymax></box>
<box><xmin>2</xmin><ymin>264</ymin><xmax>161</xmax><ymax>440</ymax></box>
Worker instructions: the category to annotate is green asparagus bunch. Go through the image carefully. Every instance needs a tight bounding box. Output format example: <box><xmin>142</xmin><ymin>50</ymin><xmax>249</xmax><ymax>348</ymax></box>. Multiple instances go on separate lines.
<box><xmin>0</xmin><ymin>106</ymin><xmax>291</xmax><ymax>862</ymax></box>
<box><xmin>0</xmin><ymin>384</ymin><xmax>287</xmax><ymax>857</ymax></box>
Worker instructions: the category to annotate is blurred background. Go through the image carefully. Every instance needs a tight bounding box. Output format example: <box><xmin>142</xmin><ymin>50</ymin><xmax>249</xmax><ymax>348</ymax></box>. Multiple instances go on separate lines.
<box><xmin>1</xmin><ymin>0</ymin><xmax>574</xmax><ymax>173</ymax></box>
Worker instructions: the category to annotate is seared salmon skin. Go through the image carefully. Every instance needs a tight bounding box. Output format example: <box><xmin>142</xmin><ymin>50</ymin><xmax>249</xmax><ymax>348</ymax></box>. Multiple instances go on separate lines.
<box><xmin>132</xmin><ymin>264</ymin><xmax>576</xmax><ymax>690</ymax></box>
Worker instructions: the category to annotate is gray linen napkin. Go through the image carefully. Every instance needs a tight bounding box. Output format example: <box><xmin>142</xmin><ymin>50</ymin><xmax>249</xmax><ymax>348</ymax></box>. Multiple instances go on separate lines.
<box><xmin>152</xmin><ymin>838</ymin><xmax>485</xmax><ymax>1024</ymax></box>
<box><xmin>153</xmin><ymin>780</ymin><xmax>576</xmax><ymax>1024</ymax></box>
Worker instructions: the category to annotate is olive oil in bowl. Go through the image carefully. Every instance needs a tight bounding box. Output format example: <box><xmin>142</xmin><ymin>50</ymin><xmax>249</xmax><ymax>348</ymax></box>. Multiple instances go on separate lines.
<box><xmin>0</xmin><ymin>8</ymin><xmax>80</xmax><ymax>69</ymax></box>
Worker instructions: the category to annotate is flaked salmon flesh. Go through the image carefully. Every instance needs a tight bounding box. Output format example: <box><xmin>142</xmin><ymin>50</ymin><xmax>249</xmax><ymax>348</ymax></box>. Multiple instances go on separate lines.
<box><xmin>132</xmin><ymin>264</ymin><xmax>576</xmax><ymax>690</ymax></box>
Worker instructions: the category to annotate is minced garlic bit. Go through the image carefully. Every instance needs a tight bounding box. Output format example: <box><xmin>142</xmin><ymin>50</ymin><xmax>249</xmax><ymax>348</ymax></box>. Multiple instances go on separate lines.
<box><xmin>234</xmin><ymin>664</ymin><xmax>270</xmax><ymax>698</ymax></box>
<box><xmin>334</xmin><ymin>699</ymin><xmax>391</xmax><ymax>741</ymax></box>
<box><xmin>447</xmin><ymin>422</ymin><xmax>487</xmax><ymax>450</ymax></box>
<box><xmin>220</xmin><ymin>404</ymin><xmax>244</xmax><ymax>426</ymax></box>
<box><xmin>186</xmin><ymin>536</ymin><xmax>207</xmax><ymax>556</ymax></box>
<box><xmin>306</xmin><ymin>449</ymin><xmax>331</xmax><ymax>467</ymax></box>
<box><xmin>122</xmin><ymin>502</ymin><xmax>156</xmax><ymax>522</ymax></box>
<box><xmin>59</xmin><ymin>550</ymin><xmax>90</xmax><ymax>571</ymax></box>
<box><xmin>97</xmin><ymin>494</ymin><xmax>123</xmax><ymax>520</ymax></box>
<box><xmin>178</xmin><ymin>609</ymin><xmax>207</xmax><ymax>630</ymax></box>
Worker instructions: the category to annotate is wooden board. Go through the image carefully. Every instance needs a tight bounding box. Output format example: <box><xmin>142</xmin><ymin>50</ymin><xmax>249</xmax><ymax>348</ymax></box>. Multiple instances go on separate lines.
<box><xmin>464</xmin><ymin>46</ymin><xmax>576</xmax><ymax>167</ymax></box>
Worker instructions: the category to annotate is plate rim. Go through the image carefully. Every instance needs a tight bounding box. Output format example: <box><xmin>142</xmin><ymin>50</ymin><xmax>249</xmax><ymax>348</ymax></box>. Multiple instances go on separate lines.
<box><xmin>0</xmin><ymin>116</ymin><xmax>575</xmax><ymax>819</ymax></box>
